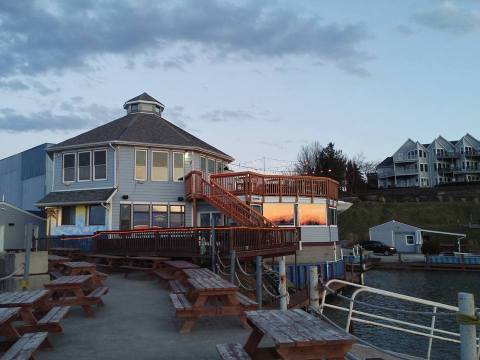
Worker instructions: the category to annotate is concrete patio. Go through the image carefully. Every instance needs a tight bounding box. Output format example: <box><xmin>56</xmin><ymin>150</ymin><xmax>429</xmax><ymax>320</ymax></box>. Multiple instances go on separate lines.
<box><xmin>36</xmin><ymin>273</ymin><xmax>251</xmax><ymax>360</ymax></box>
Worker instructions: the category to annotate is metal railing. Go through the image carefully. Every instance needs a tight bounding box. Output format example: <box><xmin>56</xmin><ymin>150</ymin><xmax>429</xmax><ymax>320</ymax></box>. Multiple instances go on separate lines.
<box><xmin>320</xmin><ymin>279</ymin><xmax>477</xmax><ymax>360</ymax></box>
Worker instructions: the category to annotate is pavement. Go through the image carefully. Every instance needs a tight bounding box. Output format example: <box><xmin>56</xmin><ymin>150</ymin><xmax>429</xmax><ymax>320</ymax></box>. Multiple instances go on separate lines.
<box><xmin>36</xmin><ymin>273</ymin><xmax>252</xmax><ymax>360</ymax></box>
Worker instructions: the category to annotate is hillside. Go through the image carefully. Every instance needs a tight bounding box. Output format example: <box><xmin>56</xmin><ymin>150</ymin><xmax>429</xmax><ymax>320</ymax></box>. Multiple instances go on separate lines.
<box><xmin>338</xmin><ymin>200</ymin><xmax>480</xmax><ymax>250</ymax></box>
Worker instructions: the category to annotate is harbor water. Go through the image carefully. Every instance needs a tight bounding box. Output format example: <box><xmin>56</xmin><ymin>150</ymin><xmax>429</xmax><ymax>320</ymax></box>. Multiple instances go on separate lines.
<box><xmin>325</xmin><ymin>269</ymin><xmax>480</xmax><ymax>359</ymax></box>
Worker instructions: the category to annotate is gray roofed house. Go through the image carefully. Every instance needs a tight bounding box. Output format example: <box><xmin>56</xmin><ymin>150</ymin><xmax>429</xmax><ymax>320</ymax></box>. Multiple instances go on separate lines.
<box><xmin>36</xmin><ymin>188</ymin><xmax>117</xmax><ymax>207</ymax></box>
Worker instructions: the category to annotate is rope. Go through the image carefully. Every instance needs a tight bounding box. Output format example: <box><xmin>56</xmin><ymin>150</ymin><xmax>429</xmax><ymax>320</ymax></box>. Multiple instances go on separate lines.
<box><xmin>0</xmin><ymin>264</ymin><xmax>25</xmax><ymax>281</ymax></box>
<box><xmin>236</xmin><ymin>258</ymin><xmax>256</xmax><ymax>277</ymax></box>
<box><xmin>216</xmin><ymin>253</ymin><xmax>229</xmax><ymax>270</ymax></box>
<box><xmin>262</xmin><ymin>283</ymin><xmax>289</xmax><ymax>301</ymax></box>
<box><xmin>323</xmin><ymin>285</ymin><xmax>457</xmax><ymax>317</ymax></box>
<box><xmin>216</xmin><ymin>264</ymin><xmax>230</xmax><ymax>277</ymax></box>
<box><xmin>235</xmin><ymin>273</ymin><xmax>255</xmax><ymax>292</ymax></box>
<box><xmin>311</xmin><ymin>309</ymin><xmax>418</xmax><ymax>360</ymax></box>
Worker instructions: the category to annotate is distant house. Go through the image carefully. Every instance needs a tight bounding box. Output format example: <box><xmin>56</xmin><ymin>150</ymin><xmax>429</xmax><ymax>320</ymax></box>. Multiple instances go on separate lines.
<box><xmin>369</xmin><ymin>220</ymin><xmax>422</xmax><ymax>253</ymax></box>
<box><xmin>377</xmin><ymin>134</ymin><xmax>480</xmax><ymax>188</ymax></box>
<box><xmin>0</xmin><ymin>143</ymin><xmax>54</xmax><ymax>212</ymax></box>
<box><xmin>0</xmin><ymin>201</ymin><xmax>45</xmax><ymax>251</ymax></box>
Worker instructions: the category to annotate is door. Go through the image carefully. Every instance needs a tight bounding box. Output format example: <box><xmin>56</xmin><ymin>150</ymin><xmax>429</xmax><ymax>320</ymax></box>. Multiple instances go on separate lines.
<box><xmin>198</xmin><ymin>212</ymin><xmax>223</xmax><ymax>227</ymax></box>
<box><xmin>0</xmin><ymin>225</ymin><xmax>4</xmax><ymax>252</ymax></box>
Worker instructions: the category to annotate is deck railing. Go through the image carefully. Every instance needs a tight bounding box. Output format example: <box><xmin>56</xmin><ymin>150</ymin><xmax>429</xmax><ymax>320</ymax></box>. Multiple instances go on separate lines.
<box><xmin>209</xmin><ymin>171</ymin><xmax>339</xmax><ymax>200</ymax></box>
<box><xmin>37</xmin><ymin>226</ymin><xmax>300</xmax><ymax>259</ymax></box>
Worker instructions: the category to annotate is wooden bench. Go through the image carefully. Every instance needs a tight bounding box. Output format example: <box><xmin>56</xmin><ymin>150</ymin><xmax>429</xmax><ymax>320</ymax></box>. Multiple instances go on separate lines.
<box><xmin>96</xmin><ymin>271</ymin><xmax>108</xmax><ymax>280</ymax></box>
<box><xmin>236</xmin><ymin>293</ymin><xmax>258</xmax><ymax>310</ymax></box>
<box><xmin>216</xmin><ymin>343</ymin><xmax>252</xmax><ymax>360</ymax></box>
<box><xmin>154</xmin><ymin>270</ymin><xmax>174</xmax><ymax>281</ymax></box>
<box><xmin>169</xmin><ymin>293</ymin><xmax>192</xmax><ymax>314</ymax></box>
<box><xmin>169</xmin><ymin>280</ymin><xmax>187</xmax><ymax>294</ymax></box>
<box><xmin>0</xmin><ymin>332</ymin><xmax>48</xmax><ymax>360</ymax></box>
<box><xmin>49</xmin><ymin>271</ymin><xmax>63</xmax><ymax>280</ymax></box>
<box><xmin>37</xmin><ymin>306</ymin><xmax>70</xmax><ymax>332</ymax></box>
<box><xmin>86</xmin><ymin>286</ymin><xmax>109</xmax><ymax>301</ymax></box>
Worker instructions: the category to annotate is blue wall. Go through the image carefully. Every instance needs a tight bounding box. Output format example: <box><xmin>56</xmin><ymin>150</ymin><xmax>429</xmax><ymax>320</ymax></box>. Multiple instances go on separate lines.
<box><xmin>0</xmin><ymin>143</ymin><xmax>53</xmax><ymax>211</ymax></box>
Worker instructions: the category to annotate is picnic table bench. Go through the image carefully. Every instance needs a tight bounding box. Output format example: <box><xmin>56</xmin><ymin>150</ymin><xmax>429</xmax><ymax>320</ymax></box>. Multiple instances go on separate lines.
<box><xmin>170</xmin><ymin>268</ymin><xmax>256</xmax><ymax>333</ymax></box>
<box><xmin>156</xmin><ymin>260</ymin><xmax>200</xmax><ymax>282</ymax></box>
<box><xmin>61</xmin><ymin>261</ymin><xmax>107</xmax><ymax>285</ymax></box>
<box><xmin>49</xmin><ymin>247</ymin><xmax>81</xmax><ymax>259</ymax></box>
<box><xmin>44</xmin><ymin>275</ymin><xmax>108</xmax><ymax>318</ymax></box>
<box><xmin>47</xmin><ymin>255</ymin><xmax>70</xmax><ymax>272</ymax></box>
<box><xmin>121</xmin><ymin>256</ymin><xmax>170</xmax><ymax>278</ymax></box>
<box><xmin>0</xmin><ymin>290</ymin><xmax>69</xmax><ymax>335</ymax></box>
<box><xmin>0</xmin><ymin>332</ymin><xmax>48</xmax><ymax>360</ymax></box>
<box><xmin>217</xmin><ymin>309</ymin><xmax>355</xmax><ymax>360</ymax></box>
<box><xmin>86</xmin><ymin>254</ymin><xmax>126</xmax><ymax>271</ymax></box>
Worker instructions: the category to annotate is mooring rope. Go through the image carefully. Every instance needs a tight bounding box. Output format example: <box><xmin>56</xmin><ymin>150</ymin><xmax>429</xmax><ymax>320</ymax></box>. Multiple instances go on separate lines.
<box><xmin>235</xmin><ymin>258</ymin><xmax>256</xmax><ymax>277</ymax></box>
<box><xmin>0</xmin><ymin>263</ymin><xmax>25</xmax><ymax>281</ymax></box>
<box><xmin>234</xmin><ymin>272</ymin><xmax>255</xmax><ymax>292</ymax></box>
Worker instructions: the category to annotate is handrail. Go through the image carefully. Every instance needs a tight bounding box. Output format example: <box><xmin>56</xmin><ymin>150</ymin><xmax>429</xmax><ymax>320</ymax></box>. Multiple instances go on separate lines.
<box><xmin>319</xmin><ymin>279</ymin><xmax>470</xmax><ymax>360</ymax></box>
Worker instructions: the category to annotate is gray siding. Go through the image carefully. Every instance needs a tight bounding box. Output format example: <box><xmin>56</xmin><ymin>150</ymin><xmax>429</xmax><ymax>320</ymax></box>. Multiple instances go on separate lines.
<box><xmin>300</xmin><ymin>226</ymin><xmax>337</xmax><ymax>243</ymax></box>
<box><xmin>0</xmin><ymin>204</ymin><xmax>45</xmax><ymax>250</ymax></box>
<box><xmin>53</xmin><ymin>147</ymin><xmax>115</xmax><ymax>191</ymax></box>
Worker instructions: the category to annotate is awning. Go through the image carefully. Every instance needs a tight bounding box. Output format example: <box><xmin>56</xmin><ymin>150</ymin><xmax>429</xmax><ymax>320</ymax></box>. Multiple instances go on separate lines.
<box><xmin>36</xmin><ymin>188</ymin><xmax>117</xmax><ymax>207</ymax></box>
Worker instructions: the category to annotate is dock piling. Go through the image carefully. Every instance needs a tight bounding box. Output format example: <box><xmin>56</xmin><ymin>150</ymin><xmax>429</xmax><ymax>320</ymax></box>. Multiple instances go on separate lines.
<box><xmin>458</xmin><ymin>292</ymin><xmax>477</xmax><ymax>360</ymax></box>
<box><xmin>279</xmin><ymin>256</ymin><xmax>287</xmax><ymax>310</ymax></box>
<box><xmin>308</xmin><ymin>266</ymin><xmax>319</xmax><ymax>311</ymax></box>
<box><xmin>256</xmin><ymin>256</ymin><xmax>262</xmax><ymax>309</ymax></box>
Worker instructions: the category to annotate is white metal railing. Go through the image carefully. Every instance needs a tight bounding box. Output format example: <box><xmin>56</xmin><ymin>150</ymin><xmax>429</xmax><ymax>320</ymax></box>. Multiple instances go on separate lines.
<box><xmin>320</xmin><ymin>279</ymin><xmax>478</xmax><ymax>360</ymax></box>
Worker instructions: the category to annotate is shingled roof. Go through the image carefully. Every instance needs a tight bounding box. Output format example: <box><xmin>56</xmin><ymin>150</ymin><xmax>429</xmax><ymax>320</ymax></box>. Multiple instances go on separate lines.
<box><xmin>48</xmin><ymin>112</ymin><xmax>232</xmax><ymax>160</ymax></box>
<box><xmin>377</xmin><ymin>156</ymin><xmax>393</xmax><ymax>168</ymax></box>
<box><xmin>36</xmin><ymin>188</ymin><xmax>117</xmax><ymax>206</ymax></box>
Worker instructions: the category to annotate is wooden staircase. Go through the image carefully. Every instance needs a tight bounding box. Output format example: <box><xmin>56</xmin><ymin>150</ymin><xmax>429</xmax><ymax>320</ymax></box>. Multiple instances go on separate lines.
<box><xmin>185</xmin><ymin>171</ymin><xmax>276</xmax><ymax>227</ymax></box>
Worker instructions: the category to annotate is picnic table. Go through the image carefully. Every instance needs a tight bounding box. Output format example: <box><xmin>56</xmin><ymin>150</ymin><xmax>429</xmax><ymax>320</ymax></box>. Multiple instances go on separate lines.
<box><xmin>0</xmin><ymin>308</ymin><xmax>48</xmax><ymax>358</ymax></box>
<box><xmin>44</xmin><ymin>275</ymin><xmax>108</xmax><ymax>317</ymax></box>
<box><xmin>157</xmin><ymin>260</ymin><xmax>200</xmax><ymax>282</ymax></box>
<box><xmin>61</xmin><ymin>261</ymin><xmax>107</xmax><ymax>286</ymax></box>
<box><xmin>87</xmin><ymin>254</ymin><xmax>126</xmax><ymax>271</ymax></box>
<box><xmin>170</xmin><ymin>268</ymin><xmax>257</xmax><ymax>333</ymax></box>
<box><xmin>49</xmin><ymin>247</ymin><xmax>81</xmax><ymax>259</ymax></box>
<box><xmin>48</xmin><ymin>254</ymin><xmax>70</xmax><ymax>272</ymax></box>
<box><xmin>121</xmin><ymin>256</ymin><xmax>170</xmax><ymax>277</ymax></box>
<box><xmin>217</xmin><ymin>309</ymin><xmax>356</xmax><ymax>360</ymax></box>
<box><xmin>0</xmin><ymin>290</ymin><xmax>69</xmax><ymax>337</ymax></box>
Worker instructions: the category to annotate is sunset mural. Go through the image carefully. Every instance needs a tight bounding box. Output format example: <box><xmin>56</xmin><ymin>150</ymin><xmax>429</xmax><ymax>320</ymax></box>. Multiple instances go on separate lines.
<box><xmin>298</xmin><ymin>204</ymin><xmax>326</xmax><ymax>226</ymax></box>
<box><xmin>263</xmin><ymin>203</ymin><xmax>295</xmax><ymax>226</ymax></box>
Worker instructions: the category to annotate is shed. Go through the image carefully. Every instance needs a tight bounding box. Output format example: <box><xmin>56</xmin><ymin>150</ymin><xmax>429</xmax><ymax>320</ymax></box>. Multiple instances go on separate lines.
<box><xmin>0</xmin><ymin>201</ymin><xmax>46</xmax><ymax>251</ymax></box>
<box><xmin>369</xmin><ymin>220</ymin><xmax>422</xmax><ymax>253</ymax></box>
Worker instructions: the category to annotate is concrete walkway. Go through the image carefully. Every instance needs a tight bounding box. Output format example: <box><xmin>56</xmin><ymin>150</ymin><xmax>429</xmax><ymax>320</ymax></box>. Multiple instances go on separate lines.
<box><xmin>37</xmin><ymin>273</ymin><xmax>251</xmax><ymax>359</ymax></box>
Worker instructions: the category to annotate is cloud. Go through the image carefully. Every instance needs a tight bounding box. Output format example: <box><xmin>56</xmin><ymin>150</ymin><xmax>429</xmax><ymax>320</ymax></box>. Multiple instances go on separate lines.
<box><xmin>201</xmin><ymin>109</ymin><xmax>256</xmax><ymax>123</ymax></box>
<box><xmin>163</xmin><ymin>105</ymin><xmax>190</xmax><ymax>129</ymax></box>
<box><xmin>394</xmin><ymin>25</ymin><xmax>415</xmax><ymax>36</ymax></box>
<box><xmin>412</xmin><ymin>2</ymin><xmax>480</xmax><ymax>34</ymax></box>
<box><xmin>0</xmin><ymin>78</ymin><xmax>58</xmax><ymax>95</ymax></box>
<box><xmin>0</xmin><ymin>1</ymin><xmax>370</xmax><ymax>78</ymax></box>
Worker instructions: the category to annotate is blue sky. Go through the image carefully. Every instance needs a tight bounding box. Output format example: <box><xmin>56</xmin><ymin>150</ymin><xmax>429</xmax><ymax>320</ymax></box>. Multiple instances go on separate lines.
<box><xmin>0</xmin><ymin>0</ymin><xmax>479</xmax><ymax>172</ymax></box>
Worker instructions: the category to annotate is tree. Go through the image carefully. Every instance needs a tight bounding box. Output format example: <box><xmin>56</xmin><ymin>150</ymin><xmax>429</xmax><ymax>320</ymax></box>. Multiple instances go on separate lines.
<box><xmin>294</xmin><ymin>142</ymin><xmax>347</xmax><ymax>184</ymax></box>
<box><xmin>345</xmin><ymin>160</ymin><xmax>367</xmax><ymax>194</ymax></box>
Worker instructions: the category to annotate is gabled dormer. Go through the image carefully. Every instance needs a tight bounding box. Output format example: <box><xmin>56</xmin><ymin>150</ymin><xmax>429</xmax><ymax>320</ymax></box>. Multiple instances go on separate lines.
<box><xmin>123</xmin><ymin>92</ymin><xmax>165</xmax><ymax>115</ymax></box>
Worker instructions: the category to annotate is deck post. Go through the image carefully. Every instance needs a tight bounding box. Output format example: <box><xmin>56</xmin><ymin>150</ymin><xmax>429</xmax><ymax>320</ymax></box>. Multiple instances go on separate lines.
<box><xmin>458</xmin><ymin>292</ymin><xmax>477</xmax><ymax>360</ymax></box>
<box><xmin>308</xmin><ymin>265</ymin><xmax>319</xmax><ymax>311</ymax></box>
<box><xmin>278</xmin><ymin>256</ymin><xmax>287</xmax><ymax>310</ymax></box>
<box><xmin>210</xmin><ymin>217</ymin><xmax>216</xmax><ymax>273</ymax></box>
<box><xmin>229</xmin><ymin>250</ymin><xmax>236</xmax><ymax>284</ymax></box>
<box><xmin>22</xmin><ymin>230</ymin><xmax>33</xmax><ymax>290</ymax></box>
<box><xmin>256</xmin><ymin>256</ymin><xmax>262</xmax><ymax>309</ymax></box>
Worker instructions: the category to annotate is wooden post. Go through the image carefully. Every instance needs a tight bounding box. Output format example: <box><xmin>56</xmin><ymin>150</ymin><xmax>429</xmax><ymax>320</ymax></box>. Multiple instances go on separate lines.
<box><xmin>229</xmin><ymin>250</ymin><xmax>236</xmax><ymax>284</ymax></box>
<box><xmin>256</xmin><ymin>256</ymin><xmax>262</xmax><ymax>309</ymax></box>
<box><xmin>22</xmin><ymin>230</ymin><xmax>33</xmax><ymax>290</ymax></box>
<box><xmin>309</xmin><ymin>266</ymin><xmax>319</xmax><ymax>311</ymax></box>
<box><xmin>278</xmin><ymin>256</ymin><xmax>287</xmax><ymax>310</ymax></box>
<box><xmin>458</xmin><ymin>292</ymin><xmax>477</xmax><ymax>360</ymax></box>
<box><xmin>210</xmin><ymin>217</ymin><xmax>216</xmax><ymax>273</ymax></box>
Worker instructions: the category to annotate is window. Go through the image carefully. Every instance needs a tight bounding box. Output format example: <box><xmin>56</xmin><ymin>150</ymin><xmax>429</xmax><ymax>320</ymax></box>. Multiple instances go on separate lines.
<box><xmin>263</xmin><ymin>203</ymin><xmax>295</xmax><ymax>226</ymax></box>
<box><xmin>154</xmin><ymin>105</ymin><xmax>161</xmax><ymax>114</ymax></box>
<box><xmin>173</xmin><ymin>152</ymin><xmax>184</xmax><ymax>182</ymax></box>
<box><xmin>170</xmin><ymin>205</ymin><xmax>185</xmax><ymax>227</ymax></box>
<box><xmin>406</xmin><ymin>235</ymin><xmax>415</xmax><ymax>245</ymax></box>
<box><xmin>61</xmin><ymin>206</ymin><xmax>76</xmax><ymax>226</ymax></box>
<box><xmin>133</xmin><ymin>204</ymin><xmax>150</xmax><ymax>229</ymax></box>
<box><xmin>78</xmin><ymin>151</ymin><xmax>91</xmax><ymax>181</ymax></box>
<box><xmin>135</xmin><ymin>149</ymin><xmax>147</xmax><ymax>181</ymax></box>
<box><xmin>94</xmin><ymin>150</ymin><xmax>107</xmax><ymax>180</ymax></box>
<box><xmin>120</xmin><ymin>204</ymin><xmax>131</xmax><ymax>230</ymax></box>
<box><xmin>216</xmin><ymin>161</ymin><xmax>223</xmax><ymax>174</ymax></box>
<box><xmin>200</xmin><ymin>156</ymin><xmax>207</xmax><ymax>176</ymax></box>
<box><xmin>152</xmin><ymin>205</ymin><xmax>168</xmax><ymax>227</ymax></box>
<box><xmin>424</xmin><ymin>164</ymin><xmax>428</xmax><ymax>172</ymax></box>
<box><xmin>328</xmin><ymin>208</ymin><xmax>337</xmax><ymax>226</ymax></box>
<box><xmin>89</xmin><ymin>205</ymin><xmax>105</xmax><ymax>226</ymax></box>
<box><xmin>131</xmin><ymin>104</ymin><xmax>138</xmax><ymax>112</ymax></box>
<box><xmin>152</xmin><ymin>151</ymin><xmax>168</xmax><ymax>181</ymax></box>
<box><xmin>298</xmin><ymin>204</ymin><xmax>327</xmax><ymax>226</ymax></box>
<box><xmin>63</xmin><ymin>153</ymin><xmax>76</xmax><ymax>182</ymax></box>
<box><xmin>207</xmin><ymin>158</ymin><xmax>215</xmax><ymax>175</ymax></box>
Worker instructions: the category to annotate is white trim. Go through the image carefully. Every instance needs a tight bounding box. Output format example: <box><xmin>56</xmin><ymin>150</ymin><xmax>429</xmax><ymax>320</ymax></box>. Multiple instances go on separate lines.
<box><xmin>151</xmin><ymin>203</ymin><xmax>169</xmax><ymax>227</ymax></box>
<box><xmin>124</xmin><ymin>99</ymin><xmax>165</xmax><ymax>107</ymax></box>
<box><xmin>77</xmin><ymin>151</ymin><xmax>92</xmax><ymax>182</ymax></box>
<box><xmin>134</xmin><ymin>149</ymin><xmax>148</xmax><ymax>181</ymax></box>
<box><xmin>151</xmin><ymin>150</ymin><xmax>169</xmax><ymax>182</ymax></box>
<box><xmin>62</xmin><ymin>152</ymin><xmax>76</xmax><ymax>183</ymax></box>
<box><xmin>405</xmin><ymin>234</ymin><xmax>415</xmax><ymax>246</ymax></box>
<box><xmin>40</xmin><ymin>186</ymin><xmax>114</xmax><ymax>193</ymax></box>
<box><xmin>172</xmin><ymin>151</ymin><xmax>185</xmax><ymax>182</ymax></box>
<box><xmin>93</xmin><ymin>149</ymin><xmax>108</xmax><ymax>181</ymax></box>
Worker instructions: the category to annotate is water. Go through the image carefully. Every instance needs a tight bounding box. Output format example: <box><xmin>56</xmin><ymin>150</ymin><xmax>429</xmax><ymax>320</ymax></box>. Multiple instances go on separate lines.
<box><xmin>325</xmin><ymin>269</ymin><xmax>480</xmax><ymax>359</ymax></box>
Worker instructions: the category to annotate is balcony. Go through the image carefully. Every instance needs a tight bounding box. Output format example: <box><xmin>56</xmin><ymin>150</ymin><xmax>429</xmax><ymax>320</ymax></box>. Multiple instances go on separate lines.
<box><xmin>436</xmin><ymin>151</ymin><xmax>458</xmax><ymax>160</ymax></box>
<box><xmin>209</xmin><ymin>171</ymin><xmax>339</xmax><ymax>201</ymax></box>
<box><xmin>393</xmin><ymin>154</ymin><xmax>418</xmax><ymax>163</ymax></box>
<box><xmin>438</xmin><ymin>166</ymin><xmax>480</xmax><ymax>174</ymax></box>
<box><xmin>465</xmin><ymin>150</ymin><xmax>480</xmax><ymax>158</ymax></box>
<box><xmin>395</xmin><ymin>167</ymin><xmax>418</xmax><ymax>176</ymax></box>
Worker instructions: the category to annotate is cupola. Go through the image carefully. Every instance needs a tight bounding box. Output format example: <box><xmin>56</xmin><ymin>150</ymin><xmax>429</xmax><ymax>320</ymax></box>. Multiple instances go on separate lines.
<box><xmin>123</xmin><ymin>92</ymin><xmax>165</xmax><ymax>115</ymax></box>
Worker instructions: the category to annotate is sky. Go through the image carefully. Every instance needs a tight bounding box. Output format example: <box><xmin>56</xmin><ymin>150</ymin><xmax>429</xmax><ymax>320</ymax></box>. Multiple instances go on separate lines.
<box><xmin>0</xmin><ymin>0</ymin><xmax>479</xmax><ymax>172</ymax></box>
